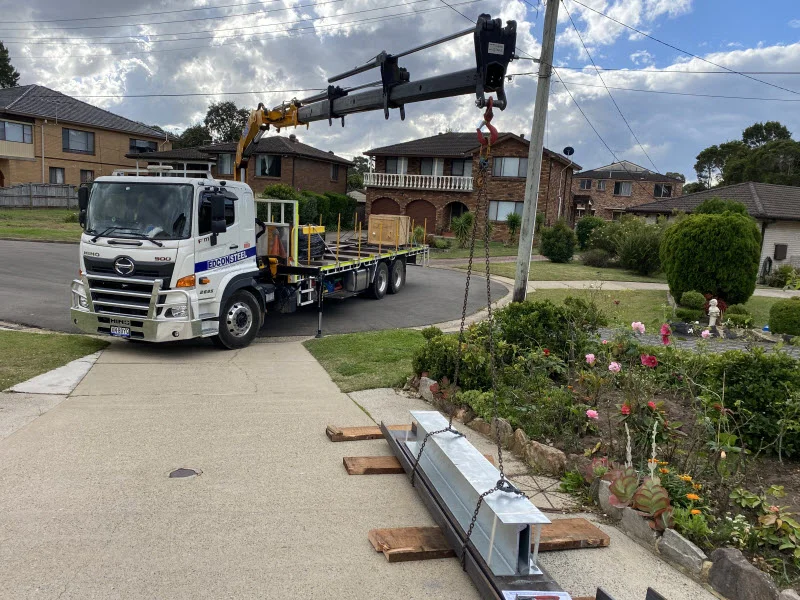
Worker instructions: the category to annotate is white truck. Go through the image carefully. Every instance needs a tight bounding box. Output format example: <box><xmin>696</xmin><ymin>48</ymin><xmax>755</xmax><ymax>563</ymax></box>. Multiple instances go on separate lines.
<box><xmin>69</xmin><ymin>15</ymin><xmax>517</xmax><ymax>348</ymax></box>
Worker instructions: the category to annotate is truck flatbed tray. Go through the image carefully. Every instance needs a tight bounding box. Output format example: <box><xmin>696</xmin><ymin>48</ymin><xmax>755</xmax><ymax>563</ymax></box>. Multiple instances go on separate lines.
<box><xmin>277</xmin><ymin>243</ymin><xmax>428</xmax><ymax>277</ymax></box>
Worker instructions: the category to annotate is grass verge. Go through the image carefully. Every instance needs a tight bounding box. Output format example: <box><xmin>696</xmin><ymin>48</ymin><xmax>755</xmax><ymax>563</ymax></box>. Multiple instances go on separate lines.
<box><xmin>430</xmin><ymin>240</ymin><xmax>524</xmax><ymax>260</ymax></box>
<box><xmin>0</xmin><ymin>330</ymin><xmax>108</xmax><ymax>390</ymax></box>
<box><xmin>0</xmin><ymin>208</ymin><xmax>82</xmax><ymax>242</ymax></box>
<box><xmin>304</xmin><ymin>329</ymin><xmax>424</xmax><ymax>392</ymax></box>
<box><xmin>488</xmin><ymin>260</ymin><xmax>667</xmax><ymax>283</ymax></box>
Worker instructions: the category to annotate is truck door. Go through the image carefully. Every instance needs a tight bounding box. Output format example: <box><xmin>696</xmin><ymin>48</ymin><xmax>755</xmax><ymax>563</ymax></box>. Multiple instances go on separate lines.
<box><xmin>194</xmin><ymin>192</ymin><xmax>244</xmax><ymax>305</ymax></box>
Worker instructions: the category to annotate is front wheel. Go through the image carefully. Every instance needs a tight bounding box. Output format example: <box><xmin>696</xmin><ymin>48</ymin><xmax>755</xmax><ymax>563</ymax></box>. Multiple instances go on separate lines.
<box><xmin>213</xmin><ymin>290</ymin><xmax>262</xmax><ymax>349</ymax></box>
<box><xmin>365</xmin><ymin>262</ymin><xmax>389</xmax><ymax>299</ymax></box>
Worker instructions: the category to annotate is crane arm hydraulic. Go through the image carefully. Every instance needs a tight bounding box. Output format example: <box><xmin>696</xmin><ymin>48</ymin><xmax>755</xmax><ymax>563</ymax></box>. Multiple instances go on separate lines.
<box><xmin>234</xmin><ymin>13</ymin><xmax>517</xmax><ymax>180</ymax></box>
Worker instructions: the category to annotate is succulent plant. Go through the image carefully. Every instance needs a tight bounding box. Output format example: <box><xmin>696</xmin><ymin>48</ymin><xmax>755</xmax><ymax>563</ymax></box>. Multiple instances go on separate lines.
<box><xmin>652</xmin><ymin>507</ymin><xmax>674</xmax><ymax>532</ymax></box>
<box><xmin>608</xmin><ymin>466</ymin><xmax>639</xmax><ymax>508</ymax></box>
<box><xmin>632</xmin><ymin>478</ymin><xmax>671</xmax><ymax>517</ymax></box>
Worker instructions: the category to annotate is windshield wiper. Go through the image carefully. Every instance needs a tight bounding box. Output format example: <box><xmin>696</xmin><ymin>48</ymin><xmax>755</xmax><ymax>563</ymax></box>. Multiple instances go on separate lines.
<box><xmin>89</xmin><ymin>226</ymin><xmax>125</xmax><ymax>243</ymax></box>
<box><xmin>89</xmin><ymin>227</ymin><xmax>164</xmax><ymax>246</ymax></box>
<box><xmin>123</xmin><ymin>232</ymin><xmax>164</xmax><ymax>247</ymax></box>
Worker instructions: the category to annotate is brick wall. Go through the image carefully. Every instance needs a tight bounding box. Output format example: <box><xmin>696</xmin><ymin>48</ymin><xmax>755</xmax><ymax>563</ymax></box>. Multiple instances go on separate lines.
<box><xmin>366</xmin><ymin>137</ymin><xmax>576</xmax><ymax>238</ymax></box>
<box><xmin>570</xmin><ymin>175</ymin><xmax>684</xmax><ymax>220</ymax></box>
<box><xmin>244</xmin><ymin>155</ymin><xmax>348</xmax><ymax>196</ymax></box>
<box><xmin>2</xmin><ymin>118</ymin><xmax>169</xmax><ymax>187</ymax></box>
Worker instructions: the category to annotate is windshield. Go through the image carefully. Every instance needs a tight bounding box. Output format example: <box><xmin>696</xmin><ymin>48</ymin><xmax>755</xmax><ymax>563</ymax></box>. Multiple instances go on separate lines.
<box><xmin>85</xmin><ymin>182</ymin><xmax>193</xmax><ymax>240</ymax></box>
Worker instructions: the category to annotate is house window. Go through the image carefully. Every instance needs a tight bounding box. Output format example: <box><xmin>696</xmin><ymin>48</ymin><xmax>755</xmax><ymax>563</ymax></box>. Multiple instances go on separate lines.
<box><xmin>80</xmin><ymin>170</ymin><xmax>94</xmax><ymax>183</ymax></box>
<box><xmin>216</xmin><ymin>153</ymin><xmax>233</xmax><ymax>174</ymax></box>
<box><xmin>385</xmin><ymin>157</ymin><xmax>407</xmax><ymax>174</ymax></box>
<box><xmin>0</xmin><ymin>120</ymin><xmax>33</xmax><ymax>143</ymax></box>
<box><xmin>451</xmin><ymin>159</ymin><xmax>473</xmax><ymax>178</ymax></box>
<box><xmin>488</xmin><ymin>200</ymin><xmax>523</xmax><ymax>221</ymax></box>
<box><xmin>611</xmin><ymin>210</ymin><xmax>626</xmax><ymax>221</ymax></box>
<box><xmin>255</xmin><ymin>154</ymin><xmax>281</xmax><ymax>177</ymax></box>
<box><xmin>420</xmin><ymin>158</ymin><xmax>443</xmax><ymax>176</ymax></box>
<box><xmin>330</xmin><ymin>163</ymin><xmax>339</xmax><ymax>181</ymax></box>
<box><xmin>492</xmin><ymin>157</ymin><xmax>528</xmax><ymax>178</ymax></box>
<box><xmin>49</xmin><ymin>167</ymin><xmax>65</xmax><ymax>184</ymax></box>
<box><xmin>129</xmin><ymin>138</ymin><xmax>158</xmax><ymax>154</ymax></box>
<box><xmin>62</xmin><ymin>128</ymin><xmax>95</xmax><ymax>154</ymax></box>
<box><xmin>579</xmin><ymin>179</ymin><xmax>592</xmax><ymax>190</ymax></box>
<box><xmin>613</xmin><ymin>181</ymin><xmax>632</xmax><ymax>196</ymax></box>
<box><xmin>576</xmin><ymin>207</ymin><xmax>585</xmax><ymax>219</ymax></box>
<box><xmin>597</xmin><ymin>180</ymin><xmax>607</xmax><ymax>191</ymax></box>
<box><xmin>653</xmin><ymin>183</ymin><xmax>672</xmax><ymax>198</ymax></box>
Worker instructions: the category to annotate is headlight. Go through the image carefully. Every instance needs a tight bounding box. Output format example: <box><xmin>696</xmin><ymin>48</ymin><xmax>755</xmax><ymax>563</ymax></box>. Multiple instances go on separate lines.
<box><xmin>79</xmin><ymin>295</ymin><xmax>89</xmax><ymax>308</ymax></box>
<box><xmin>166</xmin><ymin>304</ymin><xmax>188</xmax><ymax>318</ymax></box>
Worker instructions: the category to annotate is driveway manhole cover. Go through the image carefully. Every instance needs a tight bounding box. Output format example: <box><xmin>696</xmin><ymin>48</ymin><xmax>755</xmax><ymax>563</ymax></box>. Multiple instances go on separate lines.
<box><xmin>169</xmin><ymin>468</ymin><xmax>201</xmax><ymax>478</ymax></box>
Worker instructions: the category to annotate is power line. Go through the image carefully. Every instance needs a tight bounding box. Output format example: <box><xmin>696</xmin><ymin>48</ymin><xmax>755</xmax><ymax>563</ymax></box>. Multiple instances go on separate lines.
<box><xmin>33</xmin><ymin>88</ymin><xmax>327</xmax><ymax>99</ymax></box>
<box><xmin>554</xmin><ymin>66</ymin><xmax>800</xmax><ymax>76</ymax></box>
<box><xmin>567</xmin><ymin>0</ymin><xmax>800</xmax><ymax>97</ymax></box>
<box><xmin>560</xmin><ymin>0</ymin><xmax>659</xmax><ymax>173</ymax></box>
<box><xmin>10</xmin><ymin>0</ymin><xmax>482</xmax><ymax>59</ymax></box>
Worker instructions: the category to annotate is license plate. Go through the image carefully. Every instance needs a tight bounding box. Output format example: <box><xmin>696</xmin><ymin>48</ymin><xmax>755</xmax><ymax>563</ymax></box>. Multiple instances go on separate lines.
<box><xmin>110</xmin><ymin>326</ymin><xmax>130</xmax><ymax>338</ymax></box>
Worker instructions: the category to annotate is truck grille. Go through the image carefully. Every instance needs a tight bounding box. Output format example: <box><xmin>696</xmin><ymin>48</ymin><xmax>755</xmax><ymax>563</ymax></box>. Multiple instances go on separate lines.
<box><xmin>84</xmin><ymin>258</ymin><xmax>175</xmax><ymax>318</ymax></box>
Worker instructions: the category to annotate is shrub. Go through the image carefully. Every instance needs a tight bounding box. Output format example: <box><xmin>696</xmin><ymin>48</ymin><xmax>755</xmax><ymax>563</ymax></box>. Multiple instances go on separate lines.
<box><xmin>675</xmin><ymin>308</ymin><xmax>704</xmax><ymax>322</ymax></box>
<box><xmin>411</xmin><ymin>332</ymin><xmax>491</xmax><ymax>390</ymax></box>
<box><xmin>769</xmin><ymin>298</ymin><xmax>800</xmax><ymax>336</ymax></box>
<box><xmin>451</xmin><ymin>212</ymin><xmax>475</xmax><ymax>249</ymax></box>
<box><xmin>680</xmin><ymin>291</ymin><xmax>706</xmax><ymax>310</ymax></box>
<box><xmin>581</xmin><ymin>248</ymin><xmax>612</xmax><ymax>268</ymax></box>
<box><xmin>412</xmin><ymin>226</ymin><xmax>425</xmax><ymax>244</ymax></box>
<box><xmin>539</xmin><ymin>220</ymin><xmax>577</xmax><ymax>263</ymax></box>
<box><xmin>575</xmin><ymin>216</ymin><xmax>605</xmax><ymax>250</ymax></box>
<box><xmin>660</xmin><ymin>212</ymin><xmax>761</xmax><ymax>305</ymax></box>
<box><xmin>766</xmin><ymin>264</ymin><xmax>797</xmax><ymax>288</ymax></box>
<box><xmin>262</xmin><ymin>183</ymin><xmax>299</xmax><ymax>200</ymax></box>
<box><xmin>588</xmin><ymin>220</ymin><xmax>623</xmax><ymax>256</ymax></box>
<box><xmin>298</xmin><ymin>195</ymin><xmax>318</xmax><ymax>225</ymax></box>
<box><xmin>63</xmin><ymin>212</ymin><xmax>79</xmax><ymax>223</ymax></box>
<box><xmin>618</xmin><ymin>225</ymin><xmax>663</xmax><ymax>276</ymax></box>
<box><xmin>506</xmin><ymin>212</ymin><xmax>522</xmax><ymax>244</ymax></box>
<box><xmin>726</xmin><ymin>304</ymin><xmax>750</xmax><ymax>315</ymax></box>
<box><xmin>694</xmin><ymin>197</ymin><xmax>748</xmax><ymax>215</ymax></box>
<box><xmin>323</xmin><ymin>192</ymin><xmax>357</xmax><ymax>228</ymax></box>
<box><xmin>725</xmin><ymin>313</ymin><xmax>753</xmax><ymax>328</ymax></box>
<box><xmin>421</xmin><ymin>326</ymin><xmax>443</xmax><ymax>340</ymax></box>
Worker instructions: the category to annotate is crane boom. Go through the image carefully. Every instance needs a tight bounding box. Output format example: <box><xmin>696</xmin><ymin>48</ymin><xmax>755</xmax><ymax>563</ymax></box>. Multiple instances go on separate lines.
<box><xmin>234</xmin><ymin>13</ymin><xmax>517</xmax><ymax>180</ymax></box>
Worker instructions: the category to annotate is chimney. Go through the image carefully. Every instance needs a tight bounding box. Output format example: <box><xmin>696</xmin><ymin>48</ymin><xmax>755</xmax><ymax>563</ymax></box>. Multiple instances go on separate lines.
<box><xmin>289</xmin><ymin>134</ymin><xmax>297</xmax><ymax>142</ymax></box>
<box><xmin>328</xmin><ymin>150</ymin><xmax>334</xmax><ymax>154</ymax></box>
<box><xmin>520</xmin><ymin>133</ymin><xmax>525</xmax><ymax>139</ymax></box>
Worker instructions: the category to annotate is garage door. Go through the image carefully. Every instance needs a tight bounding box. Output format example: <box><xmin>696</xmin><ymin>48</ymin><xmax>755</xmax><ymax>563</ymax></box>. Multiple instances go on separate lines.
<box><xmin>370</xmin><ymin>197</ymin><xmax>401</xmax><ymax>215</ymax></box>
<box><xmin>404</xmin><ymin>199</ymin><xmax>437</xmax><ymax>233</ymax></box>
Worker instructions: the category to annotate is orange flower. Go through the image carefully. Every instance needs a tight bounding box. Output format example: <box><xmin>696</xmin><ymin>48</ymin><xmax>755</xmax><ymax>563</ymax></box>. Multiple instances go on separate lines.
<box><xmin>686</xmin><ymin>493</ymin><xmax>701</xmax><ymax>501</ymax></box>
<box><xmin>679</xmin><ymin>474</ymin><xmax>692</xmax><ymax>482</ymax></box>
<box><xmin>659</xmin><ymin>468</ymin><xmax>669</xmax><ymax>474</ymax></box>
<box><xmin>658</xmin><ymin>461</ymin><xmax>669</xmax><ymax>466</ymax></box>
<box><xmin>647</xmin><ymin>458</ymin><xmax>658</xmax><ymax>464</ymax></box>
<box><xmin>690</xmin><ymin>509</ymin><xmax>701</xmax><ymax>515</ymax></box>
<box><xmin>693</xmin><ymin>483</ymin><xmax>702</xmax><ymax>490</ymax></box>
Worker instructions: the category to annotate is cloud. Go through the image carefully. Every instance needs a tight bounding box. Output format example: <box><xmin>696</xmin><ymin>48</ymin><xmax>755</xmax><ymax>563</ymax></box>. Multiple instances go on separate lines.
<box><xmin>790</xmin><ymin>19</ymin><xmax>800</xmax><ymax>28</ymax></box>
<box><xmin>629</xmin><ymin>50</ymin><xmax>654</xmax><ymax>65</ymax></box>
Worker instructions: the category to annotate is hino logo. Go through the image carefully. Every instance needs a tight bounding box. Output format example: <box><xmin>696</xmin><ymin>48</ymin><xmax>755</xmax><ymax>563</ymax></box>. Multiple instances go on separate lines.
<box><xmin>114</xmin><ymin>256</ymin><xmax>135</xmax><ymax>276</ymax></box>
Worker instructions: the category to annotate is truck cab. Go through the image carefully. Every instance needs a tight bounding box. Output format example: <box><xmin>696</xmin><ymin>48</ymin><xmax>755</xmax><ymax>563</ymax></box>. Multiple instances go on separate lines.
<box><xmin>70</xmin><ymin>170</ymin><xmax>273</xmax><ymax>348</ymax></box>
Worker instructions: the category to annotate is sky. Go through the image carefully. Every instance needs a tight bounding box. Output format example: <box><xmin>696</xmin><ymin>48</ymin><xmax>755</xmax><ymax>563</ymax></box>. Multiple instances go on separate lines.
<box><xmin>1</xmin><ymin>0</ymin><xmax>799</xmax><ymax>182</ymax></box>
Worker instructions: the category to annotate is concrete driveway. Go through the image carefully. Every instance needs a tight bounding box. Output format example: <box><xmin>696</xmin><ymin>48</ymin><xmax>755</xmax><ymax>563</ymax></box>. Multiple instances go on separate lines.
<box><xmin>0</xmin><ymin>341</ymin><xmax>481</xmax><ymax>600</ymax></box>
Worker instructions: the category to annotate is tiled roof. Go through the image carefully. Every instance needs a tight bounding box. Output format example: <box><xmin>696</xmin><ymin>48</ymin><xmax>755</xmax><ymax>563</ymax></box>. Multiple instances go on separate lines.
<box><xmin>364</xmin><ymin>132</ymin><xmax>579</xmax><ymax>168</ymax></box>
<box><xmin>627</xmin><ymin>182</ymin><xmax>800</xmax><ymax>221</ymax></box>
<box><xmin>0</xmin><ymin>85</ymin><xmax>165</xmax><ymax>138</ymax></box>
<box><xmin>201</xmin><ymin>136</ymin><xmax>353</xmax><ymax>166</ymax></box>
<box><xmin>124</xmin><ymin>148</ymin><xmax>215</xmax><ymax>161</ymax></box>
<box><xmin>577</xmin><ymin>167</ymin><xmax>683</xmax><ymax>183</ymax></box>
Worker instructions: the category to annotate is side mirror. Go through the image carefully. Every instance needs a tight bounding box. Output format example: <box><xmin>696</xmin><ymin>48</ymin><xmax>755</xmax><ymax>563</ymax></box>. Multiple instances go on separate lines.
<box><xmin>77</xmin><ymin>187</ymin><xmax>89</xmax><ymax>228</ymax></box>
<box><xmin>210</xmin><ymin>195</ymin><xmax>227</xmax><ymax>243</ymax></box>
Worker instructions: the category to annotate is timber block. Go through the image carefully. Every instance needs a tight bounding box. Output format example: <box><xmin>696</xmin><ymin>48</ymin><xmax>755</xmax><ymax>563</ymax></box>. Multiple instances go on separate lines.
<box><xmin>325</xmin><ymin>424</ymin><xmax>411</xmax><ymax>442</ymax></box>
<box><xmin>368</xmin><ymin>527</ymin><xmax>455</xmax><ymax>563</ymax></box>
<box><xmin>537</xmin><ymin>518</ymin><xmax>610</xmax><ymax>552</ymax></box>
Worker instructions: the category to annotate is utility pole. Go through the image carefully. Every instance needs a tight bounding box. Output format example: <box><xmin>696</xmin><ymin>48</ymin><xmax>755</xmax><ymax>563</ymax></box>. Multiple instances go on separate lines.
<box><xmin>513</xmin><ymin>0</ymin><xmax>559</xmax><ymax>303</ymax></box>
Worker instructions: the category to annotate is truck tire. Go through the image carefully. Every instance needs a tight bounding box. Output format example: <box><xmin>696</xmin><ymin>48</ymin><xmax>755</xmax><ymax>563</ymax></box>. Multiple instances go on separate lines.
<box><xmin>213</xmin><ymin>290</ymin><xmax>262</xmax><ymax>349</ymax></box>
<box><xmin>388</xmin><ymin>259</ymin><xmax>405</xmax><ymax>294</ymax></box>
<box><xmin>365</xmin><ymin>262</ymin><xmax>389</xmax><ymax>299</ymax></box>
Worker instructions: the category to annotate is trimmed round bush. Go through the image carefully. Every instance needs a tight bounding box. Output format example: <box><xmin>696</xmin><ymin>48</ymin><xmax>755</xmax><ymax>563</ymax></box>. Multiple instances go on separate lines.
<box><xmin>725</xmin><ymin>313</ymin><xmax>753</xmax><ymax>328</ymax></box>
<box><xmin>618</xmin><ymin>225</ymin><xmax>663</xmax><ymax>276</ymax></box>
<box><xmin>694</xmin><ymin>197</ymin><xmax>748</xmax><ymax>215</ymax></box>
<box><xmin>680</xmin><ymin>291</ymin><xmax>706</xmax><ymax>310</ymax></box>
<box><xmin>539</xmin><ymin>220</ymin><xmax>577</xmax><ymax>263</ymax></box>
<box><xmin>726</xmin><ymin>304</ymin><xmax>751</xmax><ymax>315</ymax></box>
<box><xmin>675</xmin><ymin>308</ymin><xmax>704</xmax><ymax>322</ymax></box>
<box><xmin>581</xmin><ymin>248</ymin><xmax>612</xmax><ymax>268</ymax></box>
<box><xmin>575</xmin><ymin>216</ymin><xmax>605</xmax><ymax>250</ymax></box>
<box><xmin>769</xmin><ymin>298</ymin><xmax>800</xmax><ymax>336</ymax></box>
<box><xmin>660</xmin><ymin>212</ymin><xmax>761</xmax><ymax>305</ymax></box>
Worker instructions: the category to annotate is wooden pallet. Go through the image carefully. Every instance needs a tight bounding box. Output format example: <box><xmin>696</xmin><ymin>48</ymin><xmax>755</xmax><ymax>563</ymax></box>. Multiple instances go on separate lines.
<box><xmin>368</xmin><ymin>518</ymin><xmax>608</xmax><ymax>563</ymax></box>
<box><xmin>325</xmin><ymin>424</ymin><xmax>412</xmax><ymax>442</ymax></box>
<box><xmin>344</xmin><ymin>454</ymin><xmax>495</xmax><ymax>475</ymax></box>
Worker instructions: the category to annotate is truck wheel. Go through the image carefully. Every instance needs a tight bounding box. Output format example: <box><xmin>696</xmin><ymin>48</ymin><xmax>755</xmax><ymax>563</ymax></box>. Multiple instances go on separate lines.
<box><xmin>388</xmin><ymin>259</ymin><xmax>405</xmax><ymax>294</ymax></box>
<box><xmin>213</xmin><ymin>290</ymin><xmax>262</xmax><ymax>349</ymax></box>
<box><xmin>365</xmin><ymin>262</ymin><xmax>389</xmax><ymax>299</ymax></box>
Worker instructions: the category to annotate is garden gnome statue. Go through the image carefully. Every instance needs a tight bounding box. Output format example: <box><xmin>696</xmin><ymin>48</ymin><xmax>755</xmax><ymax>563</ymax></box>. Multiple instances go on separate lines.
<box><xmin>708</xmin><ymin>298</ymin><xmax>720</xmax><ymax>327</ymax></box>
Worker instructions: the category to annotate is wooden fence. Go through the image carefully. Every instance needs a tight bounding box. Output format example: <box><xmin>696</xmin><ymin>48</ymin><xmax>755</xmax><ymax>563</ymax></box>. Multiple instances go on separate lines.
<box><xmin>0</xmin><ymin>184</ymin><xmax>78</xmax><ymax>208</ymax></box>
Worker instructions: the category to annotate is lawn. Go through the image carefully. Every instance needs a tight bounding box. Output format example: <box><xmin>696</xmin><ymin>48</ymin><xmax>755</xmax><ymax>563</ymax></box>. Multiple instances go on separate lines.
<box><xmin>429</xmin><ymin>240</ymin><xmax>524</xmax><ymax>260</ymax></box>
<box><xmin>0</xmin><ymin>208</ymin><xmax>82</xmax><ymax>242</ymax></box>
<box><xmin>304</xmin><ymin>329</ymin><xmax>424</xmax><ymax>392</ymax></box>
<box><xmin>488</xmin><ymin>260</ymin><xmax>668</xmax><ymax>283</ymax></box>
<box><xmin>0</xmin><ymin>330</ymin><xmax>108</xmax><ymax>390</ymax></box>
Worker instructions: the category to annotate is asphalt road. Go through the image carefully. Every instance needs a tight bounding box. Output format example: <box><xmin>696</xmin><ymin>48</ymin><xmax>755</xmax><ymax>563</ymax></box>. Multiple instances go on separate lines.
<box><xmin>0</xmin><ymin>240</ymin><xmax>506</xmax><ymax>336</ymax></box>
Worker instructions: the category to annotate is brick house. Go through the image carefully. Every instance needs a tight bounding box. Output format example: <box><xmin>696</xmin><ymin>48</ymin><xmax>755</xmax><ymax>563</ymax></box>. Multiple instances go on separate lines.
<box><xmin>126</xmin><ymin>134</ymin><xmax>352</xmax><ymax>196</ymax></box>
<box><xmin>0</xmin><ymin>84</ymin><xmax>169</xmax><ymax>188</ymax></box>
<box><xmin>570</xmin><ymin>160</ymin><xmax>683</xmax><ymax>221</ymax></box>
<box><xmin>363</xmin><ymin>132</ymin><xmax>580</xmax><ymax>238</ymax></box>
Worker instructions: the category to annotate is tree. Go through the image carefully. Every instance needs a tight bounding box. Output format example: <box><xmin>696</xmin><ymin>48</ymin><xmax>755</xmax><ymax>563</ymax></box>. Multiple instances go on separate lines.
<box><xmin>742</xmin><ymin>121</ymin><xmax>791</xmax><ymax>148</ymax></box>
<box><xmin>665</xmin><ymin>172</ymin><xmax>685</xmax><ymax>182</ymax></box>
<box><xmin>682</xmin><ymin>182</ymin><xmax>706</xmax><ymax>194</ymax></box>
<box><xmin>505</xmin><ymin>212</ymin><xmax>522</xmax><ymax>245</ymax></box>
<box><xmin>346</xmin><ymin>172</ymin><xmax>363</xmax><ymax>191</ymax></box>
<box><xmin>725</xmin><ymin>138</ymin><xmax>800</xmax><ymax>186</ymax></box>
<box><xmin>204</xmin><ymin>101</ymin><xmax>250</xmax><ymax>143</ymax></box>
<box><xmin>694</xmin><ymin>197</ymin><xmax>748</xmax><ymax>215</ymax></box>
<box><xmin>351</xmin><ymin>155</ymin><xmax>372</xmax><ymax>176</ymax></box>
<box><xmin>539</xmin><ymin>220</ymin><xmax>577</xmax><ymax>263</ymax></box>
<box><xmin>693</xmin><ymin>141</ymin><xmax>747</xmax><ymax>188</ymax></box>
<box><xmin>0</xmin><ymin>41</ymin><xmax>20</xmax><ymax>88</ymax></box>
<box><xmin>173</xmin><ymin>123</ymin><xmax>211</xmax><ymax>149</ymax></box>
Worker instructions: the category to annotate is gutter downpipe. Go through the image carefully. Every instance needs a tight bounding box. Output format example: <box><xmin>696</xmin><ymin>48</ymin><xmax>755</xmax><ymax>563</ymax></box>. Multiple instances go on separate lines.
<box><xmin>41</xmin><ymin>120</ymin><xmax>46</xmax><ymax>183</ymax></box>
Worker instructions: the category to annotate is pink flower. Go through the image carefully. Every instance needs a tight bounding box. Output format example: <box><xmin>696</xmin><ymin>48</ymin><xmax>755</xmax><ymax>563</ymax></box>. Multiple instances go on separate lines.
<box><xmin>640</xmin><ymin>354</ymin><xmax>658</xmax><ymax>368</ymax></box>
<box><xmin>543</xmin><ymin>348</ymin><xmax>550</xmax><ymax>356</ymax></box>
<box><xmin>586</xmin><ymin>409</ymin><xmax>599</xmax><ymax>420</ymax></box>
<box><xmin>648</xmin><ymin>401</ymin><xmax>657</xmax><ymax>410</ymax></box>
<box><xmin>608</xmin><ymin>361</ymin><xmax>621</xmax><ymax>373</ymax></box>
<box><xmin>585</xmin><ymin>353</ymin><xmax>596</xmax><ymax>365</ymax></box>
<box><xmin>769</xmin><ymin>505</ymin><xmax>780</xmax><ymax>513</ymax></box>
<box><xmin>661</xmin><ymin>335</ymin><xmax>671</xmax><ymax>346</ymax></box>
<box><xmin>631</xmin><ymin>321</ymin><xmax>646</xmax><ymax>334</ymax></box>
<box><xmin>602</xmin><ymin>339</ymin><xmax>608</xmax><ymax>345</ymax></box>
<box><xmin>621</xmin><ymin>404</ymin><xmax>631</xmax><ymax>415</ymax></box>
<box><xmin>701</xmin><ymin>330</ymin><xmax>711</xmax><ymax>339</ymax></box>
<box><xmin>660</xmin><ymin>323</ymin><xmax>671</xmax><ymax>336</ymax></box>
